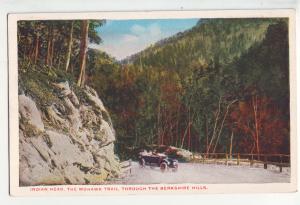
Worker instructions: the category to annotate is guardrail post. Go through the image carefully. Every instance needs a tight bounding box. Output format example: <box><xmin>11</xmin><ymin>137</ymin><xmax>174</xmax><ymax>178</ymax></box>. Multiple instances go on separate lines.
<box><xmin>225</xmin><ymin>153</ymin><xmax>228</xmax><ymax>165</ymax></box>
<box><xmin>237</xmin><ymin>153</ymin><xmax>240</xmax><ymax>165</ymax></box>
<box><xmin>250</xmin><ymin>154</ymin><xmax>254</xmax><ymax>167</ymax></box>
<box><xmin>279</xmin><ymin>155</ymin><xmax>282</xmax><ymax>172</ymax></box>
<box><xmin>264</xmin><ymin>156</ymin><xmax>267</xmax><ymax>169</ymax></box>
<box><xmin>202</xmin><ymin>154</ymin><xmax>205</xmax><ymax>164</ymax></box>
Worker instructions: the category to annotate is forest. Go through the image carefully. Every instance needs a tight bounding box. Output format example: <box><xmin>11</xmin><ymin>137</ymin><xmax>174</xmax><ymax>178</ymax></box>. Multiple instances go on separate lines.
<box><xmin>17</xmin><ymin>18</ymin><xmax>290</xmax><ymax>160</ymax></box>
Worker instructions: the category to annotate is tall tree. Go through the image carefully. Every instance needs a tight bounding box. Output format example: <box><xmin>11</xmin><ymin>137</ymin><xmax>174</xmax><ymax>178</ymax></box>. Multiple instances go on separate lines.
<box><xmin>77</xmin><ymin>20</ymin><xmax>89</xmax><ymax>87</ymax></box>
<box><xmin>65</xmin><ymin>21</ymin><xmax>74</xmax><ymax>72</ymax></box>
<box><xmin>45</xmin><ymin>23</ymin><xmax>53</xmax><ymax>65</ymax></box>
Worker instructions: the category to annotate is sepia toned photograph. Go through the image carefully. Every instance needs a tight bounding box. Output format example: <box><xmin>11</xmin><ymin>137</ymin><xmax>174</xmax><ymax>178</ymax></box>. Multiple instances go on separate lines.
<box><xmin>8</xmin><ymin>10</ymin><xmax>296</xmax><ymax>196</ymax></box>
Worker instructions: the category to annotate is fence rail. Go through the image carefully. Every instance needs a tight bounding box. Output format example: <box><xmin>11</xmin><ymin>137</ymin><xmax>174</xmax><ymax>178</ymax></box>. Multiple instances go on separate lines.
<box><xmin>191</xmin><ymin>153</ymin><xmax>290</xmax><ymax>172</ymax></box>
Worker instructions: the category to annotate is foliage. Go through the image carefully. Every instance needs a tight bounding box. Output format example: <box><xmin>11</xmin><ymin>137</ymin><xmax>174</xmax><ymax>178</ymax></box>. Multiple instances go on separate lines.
<box><xmin>89</xmin><ymin>18</ymin><xmax>290</xmax><ymax>159</ymax></box>
<box><xmin>17</xmin><ymin>20</ymin><xmax>105</xmax><ymax>82</ymax></box>
<box><xmin>18</xmin><ymin>18</ymin><xmax>290</xmax><ymax>160</ymax></box>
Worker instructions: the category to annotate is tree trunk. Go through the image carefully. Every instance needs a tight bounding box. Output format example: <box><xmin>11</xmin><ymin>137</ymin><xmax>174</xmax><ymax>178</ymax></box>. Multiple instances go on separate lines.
<box><xmin>57</xmin><ymin>56</ymin><xmax>62</xmax><ymax>70</ymax></box>
<box><xmin>29</xmin><ymin>44</ymin><xmax>35</xmax><ymax>62</ymax></box>
<box><xmin>252</xmin><ymin>95</ymin><xmax>260</xmax><ymax>159</ymax></box>
<box><xmin>229</xmin><ymin>130</ymin><xmax>234</xmax><ymax>159</ymax></box>
<box><xmin>175</xmin><ymin>104</ymin><xmax>181</xmax><ymax>147</ymax></box>
<box><xmin>77</xmin><ymin>20</ymin><xmax>89</xmax><ymax>87</ymax></box>
<box><xmin>33</xmin><ymin>34</ymin><xmax>40</xmax><ymax>64</ymax></box>
<box><xmin>65</xmin><ymin>21</ymin><xmax>74</xmax><ymax>72</ymax></box>
<box><xmin>205</xmin><ymin>116</ymin><xmax>209</xmax><ymax>153</ymax></box>
<box><xmin>212</xmin><ymin>99</ymin><xmax>237</xmax><ymax>153</ymax></box>
<box><xmin>169</xmin><ymin>121</ymin><xmax>174</xmax><ymax>146</ymax></box>
<box><xmin>45</xmin><ymin>24</ymin><xmax>53</xmax><ymax>65</ymax></box>
<box><xmin>180</xmin><ymin>111</ymin><xmax>195</xmax><ymax>149</ymax></box>
<box><xmin>188</xmin><ymin>121</ymin><xmax>191</xmax><ymax>150</ymax></box>
<box><xmin>175</xmin><ymin>107</ymin><xmax>179</xmax><ymax>147</ymax></box>
<box><xmin>188</xmin><ymin>106</ymin><xmax>191</xmax><ymax>150</ymax></box>
<box><xmin>207</xmin><ymin>96</ymin><xmax>222</xmax><ymax>154</ymax></box>
<box><xmin>180</xmin><ymin>121</ymin><xmax>190</xmax><ymax>148</ymax></box>
<box><xmin>160</xmin><ymin>108</ymin><xmax>168</xmax><ymax>145</ymax></box>
<box><xmin>157</xmin><ymin>100</ymin><xmax>161</xmax><ymax>145</ymax></box>
<box><xmin>50</xmin><ymin>38</ymin><xmax>55</xmax><ymax>66</ymax></box>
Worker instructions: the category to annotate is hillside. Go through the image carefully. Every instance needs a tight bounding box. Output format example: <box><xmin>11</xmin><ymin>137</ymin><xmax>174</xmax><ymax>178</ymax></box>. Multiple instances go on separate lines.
<box><xmin>124</xmin><ymin>19</ymin><xmax>279</xmax><ymax>72</ymax></box>
<box><xmin>18</xmin><ymin>63</ymin><xmax>121</xmax><ymax>185</ymax></box>
<box><xmin>87</xmin><ymin>18</ymin><xmax>290</xmax><ymax>159</ymax></box>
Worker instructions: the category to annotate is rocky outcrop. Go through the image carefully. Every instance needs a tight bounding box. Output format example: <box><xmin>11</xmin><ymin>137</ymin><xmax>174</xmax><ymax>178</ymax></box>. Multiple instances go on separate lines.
<box><xmin>19</xmin><ymin>82</ymin><xmax>120</xmax><ymax>186</ymax></box>
<box><xmin>155</xmin><ymin>145</ymin><xmax>195</xmax><ymax>161</ymax></box>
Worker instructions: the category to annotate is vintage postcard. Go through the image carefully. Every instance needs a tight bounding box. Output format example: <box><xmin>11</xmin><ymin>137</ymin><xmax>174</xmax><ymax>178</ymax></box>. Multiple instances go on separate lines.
<box><xmin>8</xmin><ymin>10</ymin><xmax>297</xmax><ymax>196</ymax></box>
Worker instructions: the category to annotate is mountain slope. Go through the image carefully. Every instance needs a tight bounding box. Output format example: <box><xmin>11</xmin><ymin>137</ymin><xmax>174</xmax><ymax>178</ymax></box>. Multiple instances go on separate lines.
<box><xmin>86</xmin><ymin>18</ymin><xmax>290</xmax><ymax>158</ymax></box>
<box><xmin>125</xmin><ymin>18</ymin><xmax>280</xmax><ymax>72</ymax></box>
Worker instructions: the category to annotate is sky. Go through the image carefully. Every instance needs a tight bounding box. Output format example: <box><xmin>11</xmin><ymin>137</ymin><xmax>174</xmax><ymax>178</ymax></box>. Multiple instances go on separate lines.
<box><xmin>89</xmin><ymin>19</ymin><xmax>198</xmax><ymax>60</ymax></box>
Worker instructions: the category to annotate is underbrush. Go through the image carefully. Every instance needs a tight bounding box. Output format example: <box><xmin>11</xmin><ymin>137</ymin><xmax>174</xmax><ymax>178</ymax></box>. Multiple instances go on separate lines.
<box><xmin>18</xmin><ymin>59</ymin><xmax>89</xmax><ymax>110</ymax></box>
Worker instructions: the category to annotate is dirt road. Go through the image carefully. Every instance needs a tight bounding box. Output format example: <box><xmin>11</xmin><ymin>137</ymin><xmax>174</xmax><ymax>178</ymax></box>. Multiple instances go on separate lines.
<box><xmin>108</xmin><ymin>162</ymin><xmax>290</xmax><ymax>184</ymax></box>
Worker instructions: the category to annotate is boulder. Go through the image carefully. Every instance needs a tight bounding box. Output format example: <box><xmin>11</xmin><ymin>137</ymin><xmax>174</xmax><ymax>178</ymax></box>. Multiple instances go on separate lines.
<box><xmin>164</xmin><ymin>146</ymin><xmax>194</xmax><ymax>161</ymax></box>
<box><xmin>19</xmin><ymin>95</ymin><xmax>45</xmax><ymax>136</ymax></box>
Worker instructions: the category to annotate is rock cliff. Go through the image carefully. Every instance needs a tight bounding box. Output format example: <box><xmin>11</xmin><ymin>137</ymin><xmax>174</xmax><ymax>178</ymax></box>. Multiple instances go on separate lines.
<box><xmin>19</xmin><ymin>81</ymin><xmax>120</xmax><ymax>186</ymax></box>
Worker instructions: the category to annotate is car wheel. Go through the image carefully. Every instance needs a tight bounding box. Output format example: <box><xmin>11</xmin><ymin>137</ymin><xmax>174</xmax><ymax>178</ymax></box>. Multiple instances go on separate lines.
<box><xmin>160</xmin><ymin>162</ymin><xmax>167</xmax><ymax>172</ymax></box>
<box><xmin>139</xmin><ymin>158</ymin><xmax>145</xmax><ymax>168</ymax></box>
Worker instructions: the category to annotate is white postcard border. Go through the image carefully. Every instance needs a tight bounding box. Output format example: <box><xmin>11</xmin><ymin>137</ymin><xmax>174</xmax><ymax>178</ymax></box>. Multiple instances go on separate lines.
<box><xmin>8</xmin><ymin>9</ymin><xmax>297</xmax><ymax>196</ymax></box>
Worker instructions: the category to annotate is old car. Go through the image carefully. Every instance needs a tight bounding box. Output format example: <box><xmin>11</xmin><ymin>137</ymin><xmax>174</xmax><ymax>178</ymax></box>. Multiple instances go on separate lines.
<box><xmin>138</xmin><ymin>151</ymin><xmax>178</xmax><ymax>172</ymax></box>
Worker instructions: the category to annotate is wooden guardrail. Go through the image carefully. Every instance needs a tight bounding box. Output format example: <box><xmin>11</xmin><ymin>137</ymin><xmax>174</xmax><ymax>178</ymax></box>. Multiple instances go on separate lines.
<box><xmin>191</xmin><ymin>153</ymin><xmax>290</xmax><ymax>172</ymax></box>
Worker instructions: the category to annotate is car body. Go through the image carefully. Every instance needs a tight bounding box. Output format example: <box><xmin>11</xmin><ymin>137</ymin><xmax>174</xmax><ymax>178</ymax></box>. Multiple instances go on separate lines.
<box><xmin>138</xmin><ymin>151</ymin><xmax>178</xmax><ymax>172</ymax></box>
